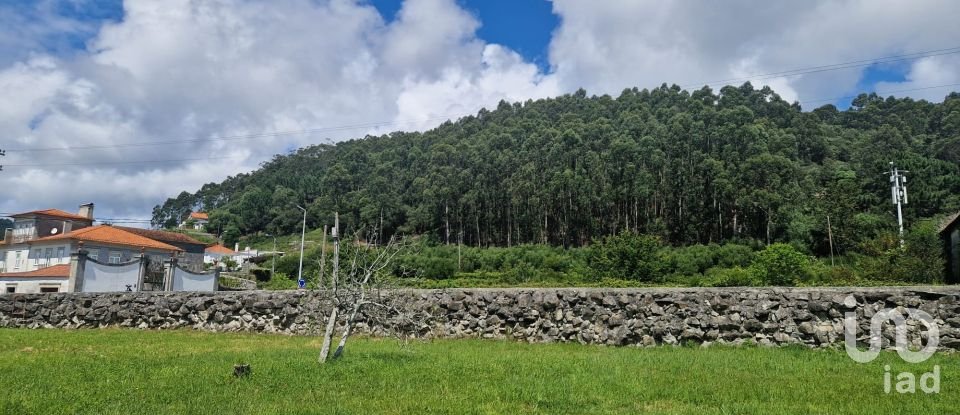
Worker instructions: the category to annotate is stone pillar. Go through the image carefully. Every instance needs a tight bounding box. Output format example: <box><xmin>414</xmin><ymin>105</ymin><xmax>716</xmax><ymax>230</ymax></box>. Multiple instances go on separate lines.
<box><xmin>213</xmin><ymin>268</ymin><xmax>221</xmax><ymax>292</ymax></box>
<box><xmin>164</xmin><ymin>256</ymin><xmax>178</xmax><ymax>291</ymax></box>
<box><xmin>136</xmin><ymin>249</ymin><xmax>147</xmax><ymax>292</ymax></box>
<box><xmin>67</xmin><ymin>244</ymin><xmax>88</xmax><ymax>293</ymax></box>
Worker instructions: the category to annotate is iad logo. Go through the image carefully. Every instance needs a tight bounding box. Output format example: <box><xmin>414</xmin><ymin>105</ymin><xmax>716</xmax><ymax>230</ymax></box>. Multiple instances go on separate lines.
<box><xmin>842</xmin><ymin>295</ymin><xmax>940</xmax><ymax>394</ymax></box>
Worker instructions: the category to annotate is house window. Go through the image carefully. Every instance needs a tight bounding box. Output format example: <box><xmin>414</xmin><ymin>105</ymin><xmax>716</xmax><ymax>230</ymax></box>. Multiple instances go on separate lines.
<box><xmin>33</xmin><ymin>249</ymin><xmax>41</xmax><ymax>266</ymax></box>
<box><xmin>109</xmin><ymin>251</ymin><xmax>122</xmax><ymax>264</ymax></box>
<box><xmin>89</xmin><ymin>251</ymin><xmax>98</xmax><ymax>261</ymax></box>
<box><xmin>40</xmin><ymin>286</ymin><xmax>59</xmax><ymax>293</ymax></box>
<box><xmin>57</xmin><ymin>247</ymin><xmax>65</xmax><ymax>264</ymax></box>
<box><xmin>43</xmin><ymin>248</ymin><xmax>53</xmax><ymax>267</ymax></box>
<box><xmin>5</xmin><ymin>286</ymin><xmax>15</xmax><ymax>294</ymax></box>
<box><xmin>14</xmin><ymin>251</ymin><xmax>22</xmax><ymax>270</ymax></box>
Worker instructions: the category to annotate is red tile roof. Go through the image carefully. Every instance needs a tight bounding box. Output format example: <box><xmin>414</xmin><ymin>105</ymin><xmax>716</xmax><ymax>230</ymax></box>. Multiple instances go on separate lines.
<box><xmin>189</xmin><ymin>212</ymin><xmax>209</xmax><ymax>221</ymax></box>
<box><xmin>205</xmin><ymin>244</ymin><xmax>235</xmax><ymax>254</ymax></box>
<box><xmin>115</xmin><ymin>226</ymin><xmax>206</xmax><ymax>246</ymax></box>
<box><xmin>0</xmin><ymin>264</ymin><xmax>70</xmax><ymax>278</ymax></box>
<box><xmin>10</xmin><ymin>208</ymin><xmax>92</xmax><ymax>221</ymax></box>
<box><xmin>37</xmin><ymin>225</ymin><xmax>182</xmax><ymax>252</ymax></box>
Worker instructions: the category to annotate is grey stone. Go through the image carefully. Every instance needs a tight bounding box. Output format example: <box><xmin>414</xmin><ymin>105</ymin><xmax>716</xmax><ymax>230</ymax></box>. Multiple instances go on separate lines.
<box><xmin>2</xmin><ymin>287</ymin><xmax>959</xmax><ymax>352</ymax></box>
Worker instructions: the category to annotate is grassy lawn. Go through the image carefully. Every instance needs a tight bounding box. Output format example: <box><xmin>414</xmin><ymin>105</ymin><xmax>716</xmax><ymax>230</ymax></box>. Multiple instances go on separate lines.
<box><xmin>0</xmin><ymin>329</ymin><xmax>956</xmax><ymax>414</ymax></box>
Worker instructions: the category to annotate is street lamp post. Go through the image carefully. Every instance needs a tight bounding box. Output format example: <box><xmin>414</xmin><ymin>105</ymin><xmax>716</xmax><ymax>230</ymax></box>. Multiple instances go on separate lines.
<box><xmin>296</xmin><ymin>205</ymin><xmax>307</xmax><ymax>289</ymax></box>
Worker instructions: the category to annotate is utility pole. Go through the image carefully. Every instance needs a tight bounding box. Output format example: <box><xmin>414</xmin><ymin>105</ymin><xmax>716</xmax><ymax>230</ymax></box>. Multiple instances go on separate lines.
<box><xmin>332</xmin><ymin>213</ymin><xmax>339</xmax><ymax>292</ymax></box>
<box><xmin>296</xmin><ymin>205</ymin><xmax>307</xmax><ymax>289</ymax></box>
<box><xmin>888</xmin><ymin>162</ymin><xmax>909</xmax><ymax>247</ymax></box>
<box><xmin>319</xmin><ymin>224</ymin><xmax>328</xmax><ymax>289</ymax></box>
<box><xmin>826</xmin><ymin>214</ymin><xmax>835</xmax><ymax>266</ymax></box>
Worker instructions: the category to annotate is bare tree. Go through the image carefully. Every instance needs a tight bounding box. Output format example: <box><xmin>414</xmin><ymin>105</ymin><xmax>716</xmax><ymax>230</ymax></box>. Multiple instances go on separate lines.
<box><xmin>318</xmin><ymin>214</ymin><xmax>420</xmax><ymax>363</ymax></box>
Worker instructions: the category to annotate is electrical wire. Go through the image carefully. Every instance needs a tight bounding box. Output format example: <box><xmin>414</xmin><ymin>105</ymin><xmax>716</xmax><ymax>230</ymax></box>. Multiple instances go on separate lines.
<box><xmin>682</xmin><ymin>46</ymin><xmax>960</xmax><ymax>89</ymax></box>
<box><xmin>1</xmin><ymin>156</ymin><xmax>236</xmax><ymax>168</ymax></box>
<box><xmin>7</xmin><ymin>45</ymin><xmax>960</xmax><ymax>155</ymax></box>
<box><xmin>798</xmin><ymin>82</ymin><xmax>960</xmax><ymax>106</ymax></box>
<box><xmin>3</xmin><ymin>113</ymin><xmax>470</xmax><ymax>153</ymax></box>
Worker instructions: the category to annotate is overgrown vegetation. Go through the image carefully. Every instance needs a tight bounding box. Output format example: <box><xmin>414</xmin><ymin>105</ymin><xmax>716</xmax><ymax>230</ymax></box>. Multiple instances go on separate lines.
<box><xmin>2</xmin><ymin>329</ymin><xmax>956</xmax><ymax>414</ymax></box>
<box><xmin>152</xmin><ymin>85</ymin><xmax>960</xmax><ymax>254</ymax></box>
<box><xmin>257</xmin><ymin>220</ymin><xmax>943</xmax><ymax>288</ymax></box>
<box><xmin>151</xmin><ymin>84</ymin><xmax>960</xmax><ymax>287</ymax></box>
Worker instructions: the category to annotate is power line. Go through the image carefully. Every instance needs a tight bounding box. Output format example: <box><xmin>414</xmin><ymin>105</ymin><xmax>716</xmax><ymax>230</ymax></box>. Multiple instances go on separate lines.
<box><xmin>5</xmin><ymin>82</ymin><xmax>960</xmax><ymax>170</ymax></box>
<box><xmin>2</xmin><ymin>156</ymin><xmax>236</xmax><ymax>168</ymax></box>
<box><xmin>0</xmin><ymin>213</ymin><xmax>153</xmax><ymax>223</ymax></box>
<box><xmin>798</xmin><ymin>82</ymin><xmax>960</xmax><ymax>106</ymax></box>
<box><xmin>2</xmin><ymin>45</ymin><xmax>959</xmax><ymax>163</ymax></box>
<box><xmin>4</xmin><ymin>113</ymin><xmax>470</xmax><ymax>153</ymax></box>
<box><xmin>5</xmin><ymin>46</ymin><xmax>959</xmax><ymax>155</ymax></box>
<box><xmin>682</xmin><ymin>45</ymin><xmax>960</xmax><ymax>89</ymax></box>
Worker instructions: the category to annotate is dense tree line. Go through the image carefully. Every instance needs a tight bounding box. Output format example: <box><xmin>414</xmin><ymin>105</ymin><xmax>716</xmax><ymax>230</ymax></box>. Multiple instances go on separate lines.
<box><xmin>152</xmin><ymin>83</ymin><xmax>960</xmax><ymax>258</ymax></box>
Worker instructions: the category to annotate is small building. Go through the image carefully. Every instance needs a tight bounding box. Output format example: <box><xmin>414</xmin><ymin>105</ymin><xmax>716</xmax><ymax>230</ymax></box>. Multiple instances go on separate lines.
<box><xmin>181</xmin><ymin>212</ymin><xmax>209</xmax><ymax>231</ymax></box>
<box><xmin>941</xmin><ymin>212</ymin><xmax>960</xmax><ymax>284</ymax></box>
<box><xmin>204</xmin><ymin>243</ymin><xmax>259</xmax><ymax>270</ymax></box>
<box><xmin>204</xmin><ymin>244</ymin><xmax>236</xmax><ymax>269</ymax></box>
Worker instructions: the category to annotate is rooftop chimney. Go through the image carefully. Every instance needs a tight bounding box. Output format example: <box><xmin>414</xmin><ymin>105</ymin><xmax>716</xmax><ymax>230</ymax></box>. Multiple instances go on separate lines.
<box><xmin>78</xmin><ymin>203</ymin><xmax>94</xmax><ymax>220</ymax></box>
<box><xmin>3</xmin><ymin>228</ymin><xmax>11</xmax><ymax>244</ymax></box>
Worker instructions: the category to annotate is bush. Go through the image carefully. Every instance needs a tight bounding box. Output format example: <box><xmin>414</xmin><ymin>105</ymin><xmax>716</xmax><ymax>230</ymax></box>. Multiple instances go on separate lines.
<box><xmin>587</xmin><ymin>232</ymin><xmax>664</xmax><ymax>282</ymax></box>
<box><xmin>715</xmin><ymin>244</ymin><xmax>755</xmax><ymax>268</ymax></box>
<box><xmin>250</xmin><ymin>268</ymin><xmax>272</xmax><ymax>282</ymax></box>
<box><xmin>703</xmin><ymin>267</ymin><xmax>758</xmax><ymax>287</ymax></box>
<box><xmin>901</xmin><ymin>221</ymin><xmax>945</xmax><ymax>284</ymax></box>
<box><xmin>749</xmin><ymin>243</ymin><xmax>813</xmax><ymax>286</ymax></box>
<box><xmin>669</xmin><ymin>244</ymin><xmax>716</xmax><ymax>276</ymax></box>
<box><xmin>259</xmin><ymin>272</ymin><xmax>297</xmax><ymax>290</ymax></box>
<box><xmin>855</xmin><ymin>221</ymin><xmax>945</xmax><ymax>284</ymax></box>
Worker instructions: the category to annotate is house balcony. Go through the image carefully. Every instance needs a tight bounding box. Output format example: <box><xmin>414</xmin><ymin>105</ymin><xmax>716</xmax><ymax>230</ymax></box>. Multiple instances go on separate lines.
<box><xmin>12</xmin><ymin>232</ymin><xmax>39</xmax><ymax>244</ymax></box>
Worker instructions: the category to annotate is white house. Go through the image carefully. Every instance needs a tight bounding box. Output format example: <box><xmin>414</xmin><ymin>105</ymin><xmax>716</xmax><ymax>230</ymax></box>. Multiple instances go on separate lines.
<box><xmin>180</xmin><ymin>212</ymin><xmax>209</xmax><ymax>231</ymax></box>
<box><xmin>0</xmin><ymin>204</ymin><xmax>182</xmax><ymax>293</ymax></box>
<box><xmin>204</xmin><ymin>243</ymin><xmax>259</xmax><ymax>270</ymax></box>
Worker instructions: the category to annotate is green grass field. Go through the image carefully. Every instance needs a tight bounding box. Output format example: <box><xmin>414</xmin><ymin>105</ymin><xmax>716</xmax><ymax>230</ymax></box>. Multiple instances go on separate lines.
<box><xmin>1</xmin><ymin>329</ymin><xmax>956</xmax><ymax>414</ymax></box>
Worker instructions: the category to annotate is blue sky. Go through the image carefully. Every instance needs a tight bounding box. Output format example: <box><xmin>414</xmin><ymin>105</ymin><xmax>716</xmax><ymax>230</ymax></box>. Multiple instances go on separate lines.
<box><xmin>2</xmin><ymin>0</ymin><xmax>959</xmax><ymax>218</ymax></box>
<box><xmin>1</xmin><ymin>0</ymin><xmax>925</xmax><ymax>109</ymax></box>
<box><xmin>18</xmin><ymin>0</ymin><xmax>561</xmax><ymax>71</ymax></box>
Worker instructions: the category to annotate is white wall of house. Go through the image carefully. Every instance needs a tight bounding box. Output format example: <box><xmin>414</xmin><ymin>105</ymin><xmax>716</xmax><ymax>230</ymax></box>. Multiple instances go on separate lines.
<box><xmin>1</xmin><ymin>242</ymin><xmax>175</xmax><ymax>274</ymax></box>
<box><xmin>0</xmin><ymin>277</ymin><xmax>68</xmax><ymax>293</ymax></box>
<box><xmin>0</xmin><ymin>243</ymin><xmax>71</xmax><ymax>273</ymax></box>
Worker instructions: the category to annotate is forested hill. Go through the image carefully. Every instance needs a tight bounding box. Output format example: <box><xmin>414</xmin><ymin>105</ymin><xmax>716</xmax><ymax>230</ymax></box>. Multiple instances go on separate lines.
<box><xmin>152</xmin><ymin>83</ymin><xmax>960</xmax><ymax>255</ymax></box>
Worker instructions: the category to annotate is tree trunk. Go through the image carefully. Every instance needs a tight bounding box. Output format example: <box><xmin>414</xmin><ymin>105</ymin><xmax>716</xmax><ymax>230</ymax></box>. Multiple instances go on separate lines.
<box><xmin>319</xmin><ymin>213</ymin><xmax>340</xmax><ymax>363</ymax></box>
<box><xmin>319</xmin><ymin>225</ymin><xmax>327</xmax><ymax>289</ymax></box>
<box><xmin>318</xmin><ymin>306</ymin><xmax>338</xmax><ymax>363</ymax></box>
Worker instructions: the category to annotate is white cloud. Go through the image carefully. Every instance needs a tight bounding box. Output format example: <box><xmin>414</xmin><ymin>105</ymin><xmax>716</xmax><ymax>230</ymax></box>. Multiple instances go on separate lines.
<box><xmin>0</xmin><ymin>0</ymin><xmax>553</xmax><ymax>221</ymax></box>
<box><xmin>547</xmin><ymin>0</ymin><xmax>960</xmax><ymax>103</ymax></box>
<box><xmin>2</xmin><ymin>0</ymin><xmax>960</xmax><ymax>221</ymax></box>
<box><xmin>875</xmin><ymin>55</ymin><xmax>960</xmax><ymax>102</ymax></box>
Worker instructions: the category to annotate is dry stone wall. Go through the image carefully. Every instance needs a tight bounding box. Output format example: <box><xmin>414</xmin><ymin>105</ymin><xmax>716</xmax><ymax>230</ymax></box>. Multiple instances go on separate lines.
<box><xmin>2</xmin><ymin>287</ymin><xmax>959</xmax><ymax>350</ymax></box>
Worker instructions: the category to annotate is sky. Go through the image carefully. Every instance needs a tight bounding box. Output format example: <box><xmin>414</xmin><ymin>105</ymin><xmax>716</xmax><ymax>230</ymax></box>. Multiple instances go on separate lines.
<box><xmin>2</xmin><ymin>0</ymin><xmax>960</xmax><ymax>225</ymax></box>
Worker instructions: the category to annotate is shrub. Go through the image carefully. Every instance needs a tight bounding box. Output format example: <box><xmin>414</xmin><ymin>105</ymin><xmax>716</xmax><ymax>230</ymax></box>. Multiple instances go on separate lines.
<box><xmin>715</xmin><ymin>244</ymin><xmax>755</xmax><ymax>268</ymax></box>
<box><xmin>749</xmin><ymin>243</ymin><xmax>812</xmax><ymax>286</ymax></box>
<box><xmin>901</xmin><ymin>221</ymin><xmax>945</xmax><ymax>284</ymax></box>
<box><xmin>704</xmin><ymin>267</ymin><xmax>758</xmax><ymax>287</ymax></box>
<box><xmin>669</xmin><ymin>244</ymin><xmax>716</xmax><ymax>276</ymax></box>
<box><xmin>587</xmin><ymin>232</ymin><xmax>664</xmax><ymax>282</ymax></box>
<box><xmin>856</xmin><ymin>221</ymin><xmax>945</xmax><ymax>284</ymax></box>
<box><xmin>250</xmin><ymin>268</ymin><xmax>272</xmax><ymax>282</ymax></box>
<box><xmin>259</xmin><ymin>272</ymin><xmax>297</xmax><ymax>290</ymax></box>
